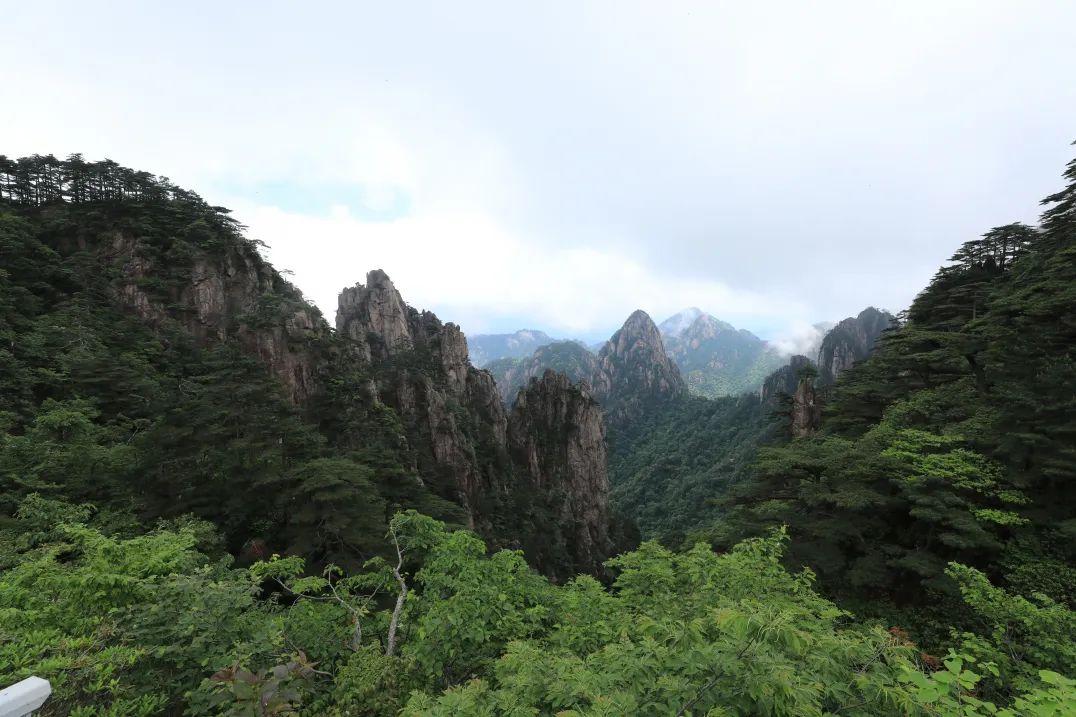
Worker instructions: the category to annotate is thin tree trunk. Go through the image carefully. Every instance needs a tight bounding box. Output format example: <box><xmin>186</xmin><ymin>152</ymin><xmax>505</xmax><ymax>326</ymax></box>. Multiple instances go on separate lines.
<box><xmin>385</xmin><ymin>526</ymin><xmax>408</xmax><ymax>657</ymax></box>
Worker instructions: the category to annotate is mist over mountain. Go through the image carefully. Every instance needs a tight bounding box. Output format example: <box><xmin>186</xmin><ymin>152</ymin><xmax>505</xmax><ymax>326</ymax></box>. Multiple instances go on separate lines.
<box><xmin>466</xmin><ymin>329</ymin><xmax>555</xmax><ymax>367</ymax></box>
<box><xmin>656</xmin><ymin>307</ymin><xmax>704</xmax><ymax>337</ymax></box>
<box><xmin>659</xmin><ymin>309</ymin><xmax>787</xmax><ymax>397</ymax></box>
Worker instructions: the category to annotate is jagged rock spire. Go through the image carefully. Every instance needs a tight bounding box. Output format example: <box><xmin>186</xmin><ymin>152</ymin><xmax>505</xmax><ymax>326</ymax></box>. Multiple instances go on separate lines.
<box><xmin>592</xmin><ymin>310</ymin><xmax>685</xmax><ymax>421</ymax></box>
<box><xmin>334</xmin><ymin>271</ymin><xmax>622</xmax><ymax>577</ymax></box>
<box><xmin>337</xmin><ymin>269</ymin><xmax>416</xmax><ymax>361</ymax></box>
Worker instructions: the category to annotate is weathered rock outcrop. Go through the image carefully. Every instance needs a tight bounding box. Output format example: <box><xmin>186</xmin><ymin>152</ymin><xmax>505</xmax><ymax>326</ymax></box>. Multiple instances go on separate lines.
<box><xmin>592</xmin><ymin>310</ymin><xmax>685</xmax><ymax>423</ymax></box>
<box><xmin>760</xmin><ymin>355</ymin><xmax>821</xmax><ymax>437</ymax></box>
<box><xmin>107</xmin><ymin>231</ymin><xmax>328</xmax><ymax>404</ymax></box>
<box><xmin>336</xmin><ymin>270</ymin><xmax>623</xmax><ymax>575</ymax></box>
<box><xmin>508</xmin><ymin>370</ymin><xmax>613</xmax><ymax>578</ymax></box>
<box><xmin>817</xmin><ymin>307</ymin><xmax>894</xmax><ymax>383</ymax></box>
<box><xmin>760</xmin><ymin>354</ymin><xmax>812</xmax><ymax>403</ymax></box>
<box><xmin>790</xmin><ymin>376</ymin><xmax>822</xmax><ymax>438</ymax></box>
<box><xmin>760</xmin><ymin>308</ymin><xmax>893</xmax><ymax>437</ymax></box>
<box><xmin>336</xmin><ymin>270</ymin><xmax>506</xmax><ymax>524</ymax></box>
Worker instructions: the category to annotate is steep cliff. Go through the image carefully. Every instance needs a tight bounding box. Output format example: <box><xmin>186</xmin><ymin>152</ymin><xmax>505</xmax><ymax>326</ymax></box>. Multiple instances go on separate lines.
<box><xmin>0</xmin><ymin>154</ymin><xmax>623</xmax><ymax>580</ymax></box>
<box><xmin>760</xmin><ymin>354</ymin><xmax>812</xmax><ymax>403</ymax></box>
<box><xmin>336</xmin><ymin>270</ymin><xmax>507</xmax><ymax>526</ymax></box>
<box><xmin>336</xmin><ymin>270</ymin><xmax>623</xmax><ymax>575</ymax></box>
<box><xmin>817</xmin><ymin>307</ymin><xmax>894</xmax><ymax>383</ymax></box>
<box><xmin>758</xmin><ymin>307</ymin><xmax>894</xmax><ymax>436</ymax></box>
<box><xmin>592</xmin><ymin>310</ymin><xmax>685</xmax><ymax>423</ymax></box>
<box><xmin>107</xmin><ymin>228</ymin><xmax>329</xmax><ymax>405</ymax></box>
<box><xmin>508</xmin><ymin>370</ymin><xmax>613</xmax><ymax>578</ymax></box>
<box><xmin>760</xmin><ymin>357</ymin><xmax>824</xmax><ymax>437</ymax></box>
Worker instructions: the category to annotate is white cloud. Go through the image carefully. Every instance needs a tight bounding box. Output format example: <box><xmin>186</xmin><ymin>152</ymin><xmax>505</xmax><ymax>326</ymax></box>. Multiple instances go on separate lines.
<box><xmin>3</xmin><ymin>0</ymin><xmax>1074</xmax><ymax>346</ymax></box>
<box><xmin>767</xmin><ymin>322</ymin><xmax>832</xmax><ymax>358</ymax></box>
<box><xmin>235</xmin><ymin>201</ymin><xmax>810</xmax><ymax>340</ymax></box>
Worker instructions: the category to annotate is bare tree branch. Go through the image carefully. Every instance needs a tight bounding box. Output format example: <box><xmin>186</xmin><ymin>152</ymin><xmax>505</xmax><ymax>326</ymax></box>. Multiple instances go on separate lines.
<box><xmin>385</xmin><ymin>522</ymin><xmax>409</xmax><ymax>657</ymax></box>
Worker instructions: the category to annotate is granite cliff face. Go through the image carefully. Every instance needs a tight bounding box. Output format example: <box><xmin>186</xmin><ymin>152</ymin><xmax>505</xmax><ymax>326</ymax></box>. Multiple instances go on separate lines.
<box><xmin>508</xmin><ymin>370</ymin><xmax>613</xmax><ymax>578</ymax></box>
<box><xmin>760</xmin><ymin>354</ymin><xmax>811</xmax><ymax>403</ymax></box>
<box><xmin>337</xmin><ymin>268</ymin><xmax>415</xmax><ymax>362</ymax></box>
<box><xmin>760</xmin><ymin>355</ymin><xmax>821</xmax><ymax>437</ymax></box>
<box><xmin>758</xmin><ymin>307</ymin><xmax>893</xmax><ymax>437</ymax></box>
<box><xmin>817</xmin><ymin>307</ymin><xmax>894</xmax><ymax>383</ymax></box>
<box><xmin>592</xmin><ymin>310</ymin><xmax>685</xmax><ymax>422</ymax></box>
<box><xmin>107</xmin><ymin>231</ymin><xmax>328</xmax><ymax>404</ymax></box>
<box><xmin>336</xmin><ymin>270</ymin><xmax>621</xmax><ymax>575</ymax></box>
<box><xmin>105</xmin><ymin>227</ymin><xmax>621</xmax><ymax>577</ymax></box>
<box><xmin>337</xmin><ymin>270</ymin><xmax>506</xmax><ymax>524</ymax></box>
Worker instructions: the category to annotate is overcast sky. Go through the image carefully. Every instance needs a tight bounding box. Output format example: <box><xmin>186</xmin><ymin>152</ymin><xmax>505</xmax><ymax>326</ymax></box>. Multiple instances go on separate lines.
<box><xmin>4</xmin><ymin>2</ymin><xmax>1075</xmax><ymax>347</ymax></box>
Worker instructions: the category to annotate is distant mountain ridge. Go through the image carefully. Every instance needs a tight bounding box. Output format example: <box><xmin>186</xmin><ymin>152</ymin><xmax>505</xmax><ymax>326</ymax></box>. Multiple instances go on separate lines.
<box><xmin>656</xmin><ymin>307</ymin><xmax>704</xmax><ymax>337</ymax></box>
<box><xmin>486</xmin><ymin>341</ymin><xmax>598</xmax><ymax>406</ymax></box>
<box><xmin>467</xmin><ymin>329</ymin><xmax>555</xmax><ymax>367</ymax></box>
<box><xmin>485</xmin><ymin>307</ymin><xmax>894</xmax><ymax>419</ymax></box>
<box><xmin>659</xmin><ymin>309</ymin><xmax>787</xmax><ymax>398</ymax></box>
<box><xmin>487</xmin><ymin>310</ymin><xmax>686</xmax><ymax>425</ymax></box>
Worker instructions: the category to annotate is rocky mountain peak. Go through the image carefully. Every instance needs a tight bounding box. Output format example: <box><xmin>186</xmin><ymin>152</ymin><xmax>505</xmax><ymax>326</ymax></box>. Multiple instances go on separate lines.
<box><xmin>620</xmin><ymin>309</ymin><xmax>664</xmax><ymax>338</ymax></box>
<box><xmin>334</xmin><ymin>273</ymin><xmax>620</xmax><ymax>576</ymax></box>
<box><xmin>337</xmin><ymin>269</ymin><xmax>415</xmax><ymax>361</ymax></box>
<box><xmin>592</xmin><ymin>310</ymin><xmax>685</xmax><ymax>421</ymax></box>
<box><xmin>760</xmin><ymin>354</ymin><xmax>813</xmax><ymax>403</ymax></box>
<box><xmin>680</xmin><ymin>313</ymin><xmax>737</xmax><ymax>345</ymax></box>
<box><xmin>817</xmin><ymin>306</ymin><xmax>895</xmax><ymax>383</ymax></box>
<box><xmin>657</xmin><ymin>306</ymin><xmax>704</xmax><ymax>337</ymax></box>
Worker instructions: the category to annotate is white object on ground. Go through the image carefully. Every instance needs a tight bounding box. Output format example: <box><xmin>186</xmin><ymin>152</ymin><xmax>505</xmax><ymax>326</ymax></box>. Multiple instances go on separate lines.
<box><xmin>0</xmin><ymin>677</ymin><xmax>51</xmax><ymax>717</ymax></box>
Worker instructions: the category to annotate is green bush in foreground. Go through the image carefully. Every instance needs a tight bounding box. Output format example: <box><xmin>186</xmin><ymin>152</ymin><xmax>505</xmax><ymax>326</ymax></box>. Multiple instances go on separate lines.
<box><xmin>1</xmin><ymin>502</ymin><xmax>1072</xmax><ymax>716</ymax></box>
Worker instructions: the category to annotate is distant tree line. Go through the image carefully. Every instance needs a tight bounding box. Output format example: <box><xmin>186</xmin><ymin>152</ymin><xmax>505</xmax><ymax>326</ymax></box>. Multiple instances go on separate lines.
<box><xmin>0</xmin><ymin>153</ymin><xmax>241</xmax><ymax>229</ymax></box>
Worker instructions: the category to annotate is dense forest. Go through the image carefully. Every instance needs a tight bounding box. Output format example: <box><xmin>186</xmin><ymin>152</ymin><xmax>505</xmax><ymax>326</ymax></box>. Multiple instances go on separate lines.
<box><xmin>1</xmin><ymin>152</ymin><xmax>1074</xmax><ymax>715</ymax></box>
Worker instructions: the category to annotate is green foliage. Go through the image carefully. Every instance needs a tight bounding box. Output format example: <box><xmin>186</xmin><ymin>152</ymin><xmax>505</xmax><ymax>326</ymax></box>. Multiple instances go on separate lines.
<box><xmin>714</xmin><ymin>149</ymin><xmax>1076</xmax><ymax>640</ymax></box>
<box><xmin>609</xmin><ymin>393</ymin><xmax>778</xmax><ymax>543</ymax></box>
<box><xmin>405</xmin><ymin>528</ymin><xmax>554</xmax><ymax>686</ymax></box>
<box><xmin>1</xmin><ymin>500</ymin><xmax>1070</xmax><ymax>715</ymax></box>
<box><xmin>0</xmin><ymin>160</ymin><xmax>474</xmax><ymax>573</ymax></box>
<box><xmin>947</xmin><ymin>563</ymin><xmax>1076</xmax><ymax>698</ymax></box>
<box><xmin>3</xmin><ymin>151</ymin><xmax>1075</xmax><ymax>715</ymax></box>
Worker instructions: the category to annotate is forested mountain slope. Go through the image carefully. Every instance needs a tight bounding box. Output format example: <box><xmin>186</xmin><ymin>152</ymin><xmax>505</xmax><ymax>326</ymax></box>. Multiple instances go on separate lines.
<box><xmin>606</xmin><ymin>308</ymin><xmax>887</xmax><ymax>544</ymax></box>
<box><xmin>0</xmin><ymin>153</ymin><xmax>624</xmax><ymax>580</ymax></box>
<box><xmin>713</xmin><ymin>157</ymin><xmax>1076</xmax><ymax>636</ymax></box>
<box><xmin>1</xmin><ymin>152</ymin><xmax>1074</xmax><ymax>715</ymax></box>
